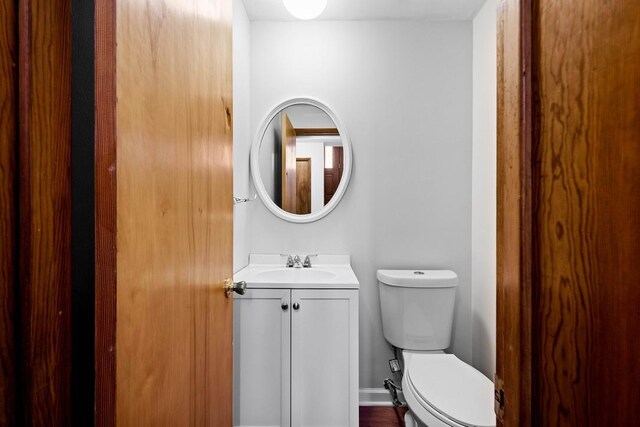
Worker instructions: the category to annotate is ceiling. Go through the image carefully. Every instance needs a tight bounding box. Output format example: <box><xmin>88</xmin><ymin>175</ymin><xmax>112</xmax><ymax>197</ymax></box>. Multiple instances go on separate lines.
<box><xmin>285</xmin><ymin>105</ymin><xmax>335</xmax><ymax>129</ymax></box>
<box><xmin>242</xmin><ymin>0</ymin><xmax>487</xmax><ymax>21</ymax></box>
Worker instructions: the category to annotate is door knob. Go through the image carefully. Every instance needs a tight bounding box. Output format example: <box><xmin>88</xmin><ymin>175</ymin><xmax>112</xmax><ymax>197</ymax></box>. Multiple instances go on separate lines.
<box><xmin>281</xmin><ymin>302</ymin><xmax>289</xmax><ymax>311</ymax></box>
<box><xmin>292</xmin><ymin>302</ymin><xmax>300</xmax><ymax>311</ymax></box>
<box><xmin>224</xmin><ymin>278</ymin><xmax>247</xmax><ymax>297</ymax></box>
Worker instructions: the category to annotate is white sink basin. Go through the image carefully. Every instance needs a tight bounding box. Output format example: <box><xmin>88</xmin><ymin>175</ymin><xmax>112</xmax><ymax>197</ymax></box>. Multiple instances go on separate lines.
<box><xmin>234</xmin><ymin>254</ymin><xmax>359</xmax><ymax>289</ymax></box>
<box><xmin>257</xmin><ymin>268</ymin><xmax>337</xmax><ymax>282</ymax></box>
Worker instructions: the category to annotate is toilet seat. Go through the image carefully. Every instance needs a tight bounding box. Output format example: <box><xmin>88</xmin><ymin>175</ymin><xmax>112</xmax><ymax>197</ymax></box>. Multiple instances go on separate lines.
<box><xmin>402</xmin><ymin>352</ymin><xmax>495</xmax><ymax>427</ymax></box>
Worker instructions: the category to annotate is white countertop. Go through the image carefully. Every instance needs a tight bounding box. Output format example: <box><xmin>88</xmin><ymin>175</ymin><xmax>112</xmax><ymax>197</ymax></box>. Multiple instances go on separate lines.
<box><xmin>234</xmin><ymin>254</ymin><xmax>359</xmax><ymax>289</ymax></box>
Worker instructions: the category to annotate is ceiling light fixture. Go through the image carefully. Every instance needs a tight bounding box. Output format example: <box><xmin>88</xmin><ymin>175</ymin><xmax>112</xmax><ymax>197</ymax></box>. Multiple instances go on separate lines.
<box><xmin>282</xmin><ymin>0</ymin><xmax>327</xmax><ymax>20</ymax></box>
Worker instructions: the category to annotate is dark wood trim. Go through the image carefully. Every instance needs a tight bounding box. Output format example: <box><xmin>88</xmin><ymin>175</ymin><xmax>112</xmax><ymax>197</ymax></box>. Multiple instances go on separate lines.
<box><xmin>294</xmin><ymin>127</ymin><xmax>339</xmax><ymax>136</ymax></box>
<box><xmin>496</xmin><ymin>0</ymin><xmax>533</xmax><ymax>425</ymax></box>
<box><xmin>94</xmin><ymin>0</ymin><xmax>117</xmax><ymax>425</ymax></box>
<box><xmin>0</xmin><ymin>0</ymin><xmax>18</xmax><ymax>424</ymax></box>
<box><xmin>18</xmin><ymin>0</ymin><xmax>73</xmax><ymax>424</ymax></box>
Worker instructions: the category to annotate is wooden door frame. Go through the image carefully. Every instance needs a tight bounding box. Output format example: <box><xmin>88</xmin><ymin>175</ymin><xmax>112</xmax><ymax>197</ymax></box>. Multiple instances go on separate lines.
<box><xmin>0</xmin><ymin>0</ymin><xmax>74</xmax><ymax>424</ymax></box>
<box><xmin>20</xmin><ymin>0</ymin><xmax>74</xmax><ymax>423</ymax></box>
<box><xmin>496</xmin><ymin>0</ymin><xmax>534</xmax><ymax>425</ymax></box>
<box><xmin>91</xmin><ymin>0</ymin><xmax>538</xmax><ymax>424</ymax></box>
<box><xmin>0</xmin><ymin>1</ymin><xmax>18</xmax><ymax>424</ymax></box>
<box><xmin>94</xmin><ymin>0</ymin><xmax>117</xmax><ymax>425</ymax></box>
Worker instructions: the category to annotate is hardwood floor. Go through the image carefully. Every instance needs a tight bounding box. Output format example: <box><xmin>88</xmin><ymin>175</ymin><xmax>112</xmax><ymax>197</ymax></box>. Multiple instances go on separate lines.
<box><xmin>360</xmin><ymin>406</ymin><xmax>408</xmax><ymax>427</ymax></box>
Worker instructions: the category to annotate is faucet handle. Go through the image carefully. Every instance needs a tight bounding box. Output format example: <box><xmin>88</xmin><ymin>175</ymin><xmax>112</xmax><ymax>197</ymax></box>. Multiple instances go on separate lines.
<box><xmin>280</xmin><ymin>254</ymin><xmax>294</xmax><ymax>267</ymax></box>
<box><xmin>303</xmin><ymin>254</ymin><xmax>318</xmax><ymax>268</ymax></box>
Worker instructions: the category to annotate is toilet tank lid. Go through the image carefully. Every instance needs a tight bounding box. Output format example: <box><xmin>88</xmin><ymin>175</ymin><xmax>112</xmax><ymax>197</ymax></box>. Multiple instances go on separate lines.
<box><xmin>377</xmin><ymin>270</ymin><xmax>457</xmax><ymax>288</ymax></box>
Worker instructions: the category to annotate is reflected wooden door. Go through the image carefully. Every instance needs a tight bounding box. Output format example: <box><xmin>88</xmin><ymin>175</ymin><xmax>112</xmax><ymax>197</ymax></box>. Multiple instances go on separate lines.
<box><xmin>296</xmin><ymin>158</ymin><xmax>311</xmax><ymax>214</ymax></box>
<box><xmin>95</xmin><ymin>0</ymin><xmax>233</xmax><ymax>425</ymax></box>
<box><xmin>281</xmin><ymin>113</ymin><xmax>297</xmax><ymax>212</ymax></box>
<box><xmin>324</xmin><ymin>146</ymin><xmax>343</xmax><ymax>205</ymax></box>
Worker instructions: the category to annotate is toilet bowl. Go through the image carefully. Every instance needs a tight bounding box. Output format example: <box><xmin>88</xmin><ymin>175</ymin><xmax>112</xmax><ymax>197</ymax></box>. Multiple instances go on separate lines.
<box><xmin>377</xmin><ymin>270</ymin><xmax>496</xmax><ymax>427</ymax></box>
<box><xmin>401</xmin><ymin>351</ymin><xmax>494</xmax><ymax>427</ymax></box>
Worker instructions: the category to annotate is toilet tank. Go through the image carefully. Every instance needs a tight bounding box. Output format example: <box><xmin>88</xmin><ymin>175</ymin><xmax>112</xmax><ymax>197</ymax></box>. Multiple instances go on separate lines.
<box><xmin>377</xmin><ymin>270</ymin><xmax>457</xmax><ymax>351</ymax></box>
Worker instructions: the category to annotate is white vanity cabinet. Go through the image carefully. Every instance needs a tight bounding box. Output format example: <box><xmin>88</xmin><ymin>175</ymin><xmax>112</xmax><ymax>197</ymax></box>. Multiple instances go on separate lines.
<box><xmin>234</xmin><ymin>288</ymin><xmax>358</xmax><ymax>427</ymax></box>
<box><xmin>233</xmin><ymin>254</ymin><xmax>360</xmax><ymax>427</ymax></box>
<box><xmin>290</xmin><ymin>289</ymin><xmax>358</xmax><ymax>427</ymax></box>
<box><xmin>233</xmin><ymin>289</ymin><xmax>291</xmax><ymax>427</ymax></box>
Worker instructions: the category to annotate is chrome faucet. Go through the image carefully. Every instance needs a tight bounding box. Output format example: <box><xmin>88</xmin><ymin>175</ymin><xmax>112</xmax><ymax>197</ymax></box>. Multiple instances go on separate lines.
<box><xmin>293</xmin><ymin>255</ymin><xmax>303</xmax><ymax>268</ymax></box>
<box><xmin>282</xmin><ymin>254</ymin><xmax>316</xmax><ymax>268</ymax></box>
<box><xmin>303</xmin><ymin>254</ymin><xmax>318</xmax><ymax>268</ymax></box>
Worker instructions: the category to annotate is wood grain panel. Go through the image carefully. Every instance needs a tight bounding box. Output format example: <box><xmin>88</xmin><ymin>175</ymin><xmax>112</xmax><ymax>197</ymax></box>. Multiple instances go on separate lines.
<box><xmin>496</xmin><ymin>0</ymin><xmax>532</xmax><ymax>425</ymax></box>
<box><xmin>534</xmin><ymin>0</ymin><xmax>640</xmax><ymax>425</ymax></box>
<box><xmin>296</xmin><ymin>158</ymin><xmax>311</xmax><ymax>214</ymax></box>
<box><xmin>281</xmin><ymin>113</ymin><xmax>297</xmax><ymax>212</ymax></box>
<box><xmin>295</xmin><ymin>128</ymin><xmax>339</xmax><ymax>136</ymax></box>
<box><xmin>0</xmin><ymin>0</ymin><xmax>17</xmax><ymax>424</ymax></box>
<box><xmin>114</xmin><ymin>0</ymin><xmax>233</xmax><ymax>425</ymax></box>
<box><xmin>94</xmin><ymin>0</ymin><xmax>117</xmax><ymax>425</ymax></box>
<box><xmin>18</xmin><ymin>0</ymin><xmax>72</xmax><ymax>424</ymax></box>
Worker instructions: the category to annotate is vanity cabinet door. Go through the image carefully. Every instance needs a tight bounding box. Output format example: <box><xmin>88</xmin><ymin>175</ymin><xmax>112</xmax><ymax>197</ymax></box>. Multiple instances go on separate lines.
<box><xmin>234</xmin><ymin>289</ymin><xmax>291</xmax><ymax>427</ymax></box>
<box><xmin>290</xmin><ymin>289</ymin><xmax>359</xmax><ymax>426</ymax></box>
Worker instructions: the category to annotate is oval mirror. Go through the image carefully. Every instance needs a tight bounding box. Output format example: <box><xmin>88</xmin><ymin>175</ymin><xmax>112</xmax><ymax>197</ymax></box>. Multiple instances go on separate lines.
<box><xmin>250</xmin><ymin>98</ymin><xmax>352</xmax><ymax>223</ymax></box>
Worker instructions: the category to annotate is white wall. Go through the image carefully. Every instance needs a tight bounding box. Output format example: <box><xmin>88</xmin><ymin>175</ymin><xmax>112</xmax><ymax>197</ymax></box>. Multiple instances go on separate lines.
<box><xmin>296</xmin><ymin>140</ymin><xmax>325</xmax><ymax>213</ymax></box>
<box><xmin>233</xmin><ymin>0</ymin><xmax>252</xmax><ymax>272</ymax></box>
<box><xmin>472</xmin><ymin>0</ymin><xmax>497</xmax><ymax>379</ymax></box>
<box><xmin>248</xmin><ymin>20</ymin><xmax>473</xmax><ymax>389</ymax></box>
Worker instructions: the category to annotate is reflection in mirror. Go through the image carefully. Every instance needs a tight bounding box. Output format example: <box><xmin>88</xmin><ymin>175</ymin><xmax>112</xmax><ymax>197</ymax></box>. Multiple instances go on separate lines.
<box><xmin>258</xmin><ymin>104</ymin><xmax>344</xmax><ymax>215</ymax></box>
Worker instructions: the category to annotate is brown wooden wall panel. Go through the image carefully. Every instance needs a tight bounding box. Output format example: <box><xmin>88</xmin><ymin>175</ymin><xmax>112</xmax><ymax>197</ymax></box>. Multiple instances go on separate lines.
<box><xmin>18</xmin><ymin>0</ymin><xmax>73</xmax><ymax>424</ymax></box>
<box><xmin>0</xmin><ymin>0</ymin><xmax>18</xmax><ymax>424</ymax></box>
<box><xmin>534</xmin><ymin>0</ymin><xmax>640</xmax><ymax>425</ymax></box>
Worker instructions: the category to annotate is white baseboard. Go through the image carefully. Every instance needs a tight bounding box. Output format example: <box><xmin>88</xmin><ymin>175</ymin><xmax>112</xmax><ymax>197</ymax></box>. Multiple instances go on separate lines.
<box><xmin>359</xmin><ymin>387</ymin><xmax>405</xmax><ymax>406</ymax></box>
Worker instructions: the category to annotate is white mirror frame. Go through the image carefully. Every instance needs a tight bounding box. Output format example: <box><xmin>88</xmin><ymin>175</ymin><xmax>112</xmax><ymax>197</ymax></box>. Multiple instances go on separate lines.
<box><xmin>250</xmin><ymin>97</ymin><xmax>353</xmax><ymax>223</ymax></box>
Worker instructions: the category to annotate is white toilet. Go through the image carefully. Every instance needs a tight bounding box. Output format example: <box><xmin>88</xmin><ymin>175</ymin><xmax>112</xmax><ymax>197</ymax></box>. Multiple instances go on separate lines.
<box><xmin>378</xmin><ymin>270</ymin><xmax>495</xmax><ymax>427</ymax></box>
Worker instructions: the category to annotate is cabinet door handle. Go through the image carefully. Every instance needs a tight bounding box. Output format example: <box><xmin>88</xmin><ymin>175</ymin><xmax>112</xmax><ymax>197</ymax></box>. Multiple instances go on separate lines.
<box><xmin>292</xmin><ymin>302</ymin><xmax>300</xmax><ymax>311</ymax></box>
<box><xmin>281</xmin><ymin>302</ymin><xmax>289</xmax><ymax>311</ymax></box>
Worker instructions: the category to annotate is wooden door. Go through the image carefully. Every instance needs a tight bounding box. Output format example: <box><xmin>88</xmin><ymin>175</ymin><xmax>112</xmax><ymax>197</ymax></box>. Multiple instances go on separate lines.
<box><xmin>291</xmin><ymin>289</ymin><xmax>358</xmax><ymax>426</ymax></box>
<box><xmin>95</xmin><ymin>0</ymin><xmax>234</xmax><ymax>425</ymax></box>
<box><xmin>497</xmin><ymin>0</ymin><xmax>640</xmax><ymax>425</ymax></box>
<box><xmin>233</xmin><ymin>289</ymin><xmax>291</xmax><ymax>427</ymax></box>
<box><xmin>281</xmin><ymin>113</ymin><xmax>297</xmax><ymax>212</ymax></box>
<box><xmin>324</xmin><ymin>146</ymin><xmax>343</xmax><ymax>205</ymax></box>
<box><xmin>533</xmin><ymin>0</ymin><xmax>640</xmax><ymax>425</ymax></box>
<box><xmin>296</xmin><ymin>158</ymin><xmax>311</xmax><ymax>214</ymax></box>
